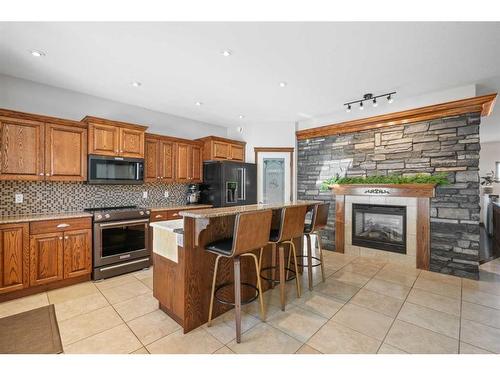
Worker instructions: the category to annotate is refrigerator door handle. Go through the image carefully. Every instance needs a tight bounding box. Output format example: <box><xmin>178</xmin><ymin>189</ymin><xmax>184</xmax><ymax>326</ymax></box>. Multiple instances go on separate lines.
<box><xmin>242</xmin><ymin>168</ymin><xmax>246</xmax><ymax>201</ymax></box>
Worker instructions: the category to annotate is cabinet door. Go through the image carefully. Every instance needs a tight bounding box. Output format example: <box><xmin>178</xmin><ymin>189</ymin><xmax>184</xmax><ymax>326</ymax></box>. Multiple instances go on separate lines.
<box><xmin>161</xmin><ymin>140</ymin><xmax>175</xmax><ymax>182</ymax></box>
<box><xmin>145</xmin><ymin>137</ymin><xmax>160</xmax><ymax>182</ymax></box>
<box><xmin>89</xmin><ymin>123</ymin><xmax>120</xmax><ymax>156</ymax></box>
<box><xmin>120</xmin><ymin>128</ymin><xmax>144</xmax><ymax>158</ymax></box>
<box><xmin>212</xmin><ymin>141</ymin><xmax>230</xmax><ymax>159</ymax></box>
<box><xmin>30</xmin><ymin>233</ymin><xmax>64</xmax><ymax>286</ymax></box>
<box><xmin>176</xmin><ymin>143</ymin><xmax>190</xmax><ymax>182</ymax></box>
<box><xmin>63</xmin><ymin>229</ymin><xmax>91</xmax><ymax>279</ymax></box>
<box><xmin>191</xmin><ymin>145</ymin><xmax>202</xmax><ymax>182</ymax></box>
<box><xmin>45</xmin><ymin>123</ymin><xmax>87</xmax><ymax>181</ymax></box>
<box><xmin>0</xmin><ymin>223</ymin><xmax>29</xmax><ymax>294</ymax></box>
<box><xmin>230</xmin><ymin>144</ymin><xmax>245</xmax><ymax>161</ymax></box>
<box><xmin>0</xmin><ymin>118</ymin><xmax>45</xmax><ymax>180</ymax></box>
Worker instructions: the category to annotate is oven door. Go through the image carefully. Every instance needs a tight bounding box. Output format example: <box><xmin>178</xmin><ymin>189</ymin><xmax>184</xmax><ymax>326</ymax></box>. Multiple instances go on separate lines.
<box><xmin>93</xmin><ymin>218</ymin><xmax>150</xmax><ymax>267</ymax></box>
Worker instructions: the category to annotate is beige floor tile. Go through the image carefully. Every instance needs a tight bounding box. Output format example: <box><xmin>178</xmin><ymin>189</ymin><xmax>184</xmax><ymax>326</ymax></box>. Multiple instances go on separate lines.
<box><xmin>94</xmin><ymin>274</ymin><xmax>138</xmax><ymax>290</ymax></box>
<box><xmin>307</xmin><ymin>320</ymin><xmax>381</xmax><ymax>354</ymax></box>
<box><xmin>462</xmin><ymin>287</ymin><xmax>500</xmax><ymax>310</ymax></box>
<box><xmin>127</xmin><ymin>309</ymin><xmax>181</xmax><ymax>345</ymax></box>
<box><xmin>332</xmin><ymin>303</ymin><xmax>394</xmax><ymax>340</ymax></box>
<box><xmin>419</xmin><ymin>270</ymin><xmax>462</xmax><ymax>286</ymax></box>
<box><xmin>140</xmin><ymin>276</ymin><xmax>154</xmax><ymax>290</ymax></box>
<box><xmin>350</xmin><ymin>256</ymin><xmax>387</xmax><ymax>267</ymax></box>
<box><xmin>58</xmin><ymin>306</ymin><xmax>123</xmax><ymax>345</ymax></box>
<box><xmin>463</xmin><ymin>276</ymin><xmax>500</xmax><ymax>297</ymax></box>
<box><xmin>375</xmin><ymin>269</ymin><xmax>418</xmax><ymax>287</ymax></box>
<box><xmin>341</xmin><ymin>261</ymin><xmax>383</xmax><ymax>277</ymax></box>
<box><xmin>381</xmin><ymin>263</ymin><xmax>421</xmax><ymax>277</ymax></box>
<box><xmin>204</xmin><ymin>309</ymin><xmax>261</xmax><ymax>344</ymax></box>
<box><xmin>147</xmin><ymin>327</ymin><xmax>224</xmax><ymax>354</ymax></box>
<box><xmin>459</xmin><ymin>342</ymin><xmax>494</xmax><ymax>354</ymax></box>
<box><xmin>54</xmin><ymin>292</ymin><xmax>109</xmax><ymax>321</ymax></box>
<box><xmin>385</xmin><ymin>320</ymin><xmax>458</xmax><ymax>354</ymax></box>
<box><xmin>413</xmin><ymin>277</ymin><xmax>461</xmax><ymax>299</ymax></box>
<box><xmin>0</xmin><ymin>292</ymin><xmax>49</xmax><ymax>318</ymax></box>
<box><xmin>364</xmin><ymin>279</ymin><xmax>410</xmax><ymax>300</ymax></box>
<box><xmin>314</xmin><ymin>279</ymin><xmax>360</xmax><ymax>302</ymax></box>
<box><xmin>296</xmin><ymin>344</ymin><xmax>322</xmax><ymax>354</ymax></box>
<box><xmin>462</xmin><ymin>301</ymin><xmax>500</xmax><ymax>329</ymax></box>
<box><xmin>113</xmin><ymin>292</ymin><xmax>159</xmax><ymax>322</ymax></box>
<box><xmin>213</xmin><ymin>346</ymin><xmax>235</xmax><ymax>354</ymax></box>
<box><xmin>349</xmin><ymin>288</ymin><xmax>404</xmax><ymax>318</ymax></box>
<box><xmin>330</xmin><ymin>269</ymin><xmax>371</xmax><ymax>287</ymax></box>
<box><xmin>131</xmin><ymin>347</ymin><xmax>150</xmax><ymax>354</ymax></box>
<box><xmin>64</xmin><ymin>324</ymin><xmax>142</xmax><ymax>354</ymax></box>
<box><xmin>133</xmin><ymin>267</ymin><xmax>153</xmax><ymax>280</ymax></box>
<box><xmin>243</xmin><ymin>298</ymin><xmax>282</xmax><ymax>320</ymax></box>
<box><xmin>267</xmin><ymin>306</ymin><xmax>327</xmax><ymax>342</ymax></box>
<box><xmin>100</xmin><ymin>279</ymin><xmax>151</xmax><ymax>304</ymax></box>
<box><xmin>460</xmin><ymin>319</ymin><xmax>500</xmax><ymax>353</ymax></box>
<box><xmin>291</xmin><ymin>292</ymin><xmax>345</xmax><ymax>319</ymax></box>
<box><xmin>47</xmin><ymin>282</ymin><xmax>98</xmax><ymax>304</ymax></box>
<box><xmin>377</xmin><ymin>343</ymin><xmax>407</xmax><ymax>354</ymax></box>
<box><xmin>406</xmin><ymin>288</ymin><xmax>460</xmax><ymax>317</ymax></box>
<box><xmin>397</xmin><ymin>302</ymin><xmax>459</xmax><ymax>339</ymax></box>
<box><xmin>227</xmin><ymin>323</ymin><xmax>302</xmax><ymax>354</ymax></box>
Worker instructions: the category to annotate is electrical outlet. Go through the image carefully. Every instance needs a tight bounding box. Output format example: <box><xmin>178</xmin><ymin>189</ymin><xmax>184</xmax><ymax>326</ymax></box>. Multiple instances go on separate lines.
<box><xmin>14</xmin><ymin>193</ymin><xmax>23</xmax><ymax>204</ymax></box>
<box><xmin>142</xmin><ymin>191</ymin><xmax>148</xmax><ymax>199</ymax></box>
<box><xmin>164</xmin><ymin>191</ymin><xmax>169</xmax><ymax>198</ymax></box>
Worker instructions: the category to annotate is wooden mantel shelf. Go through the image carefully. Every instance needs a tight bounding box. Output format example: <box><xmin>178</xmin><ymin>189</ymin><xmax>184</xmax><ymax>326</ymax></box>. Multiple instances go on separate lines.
<box><xmin>329</xmin><ymin>183</ymin><xmax>436</xmax><ymax>198</ymax></box>
<box><xmin>296</xmin><ymin>93</ymin><xmax>497</xmax><ymax>140</ymax></box>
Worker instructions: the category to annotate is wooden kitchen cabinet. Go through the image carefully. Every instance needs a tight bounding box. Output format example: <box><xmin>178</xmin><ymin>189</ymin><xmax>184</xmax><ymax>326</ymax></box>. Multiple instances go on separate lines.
<box><xmin>30</xmin><ymin>233</ymin><xmax>64</xmax><ymax>287</ymax></box>
<box><xmin>63</xmin><ymin>229</ymin><xmax>92</xmax><ymax>279</ymax></box>
<box><xmin>0</xmin><ymin>223</ymin><xmax>29</xmax><ymax>294</ymax></box>
<box><xmin>196</xmin><ymin>136</ymin><xmax>246</xmax><ymax>162</ymax></box>
<box><xmin>83</xmin><ymin>116</ymin><xmax>147</xmax><ymax>158</ymax></box>
<box><xmin>145</xmin><ymin>136</ymin><xmax>160</xmax><ymax>182</ymax></box>
<box><xmin>145</xmin><ymin>134</ymin><xmax>176</xmax><ymax>182</ymax></box>
<box><xmin>176</xmin><ymin>142</ymin><xmax>203</xmax><ymax>183</ymax></box>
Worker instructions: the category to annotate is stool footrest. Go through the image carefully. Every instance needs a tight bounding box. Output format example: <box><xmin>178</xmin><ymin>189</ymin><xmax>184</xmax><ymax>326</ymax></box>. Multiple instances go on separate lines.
<box><xmin>214</xmin><ymin>282</ymin><xmax>259</xmax><ymax>306</ymax></box>
<box><xmin>292</xmin><ymin>255</ymin><xmax>322</xmax><ymax>268</ymax></box>
<box><xmin>260</xmin><ymin>266</ymin><xmax>297</xmax><ymax>283</ymax></box>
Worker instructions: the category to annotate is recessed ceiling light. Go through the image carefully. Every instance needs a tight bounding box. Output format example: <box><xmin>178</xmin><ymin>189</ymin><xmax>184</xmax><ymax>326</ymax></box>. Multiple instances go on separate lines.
<box><xmin>131</xmin><ymin>81</ymin><xmax>142</xmax><ymax>87</ymax></box>
<box><xmin>30</xmin><ymin>50</ymin><xmax>45</xmax><ymax>57</ymax></box>
<box><xmin>221</xmin><ymin>50</ymin><xmax>232</xmax><ymax>57</ymax></box>
<box><xmin>239</xmin><ymin>115</ymin><xmax>245</xmax><ymax>119</ymax></box>
<box><xmin>279</xmin><ymin>82</ymin><xmax>287</xmax><ymax>88</ymax></box>
<box><xmin>195</xmin><ymin>101</ymin><xmax>203</xmax><ymax>106</ymax></box>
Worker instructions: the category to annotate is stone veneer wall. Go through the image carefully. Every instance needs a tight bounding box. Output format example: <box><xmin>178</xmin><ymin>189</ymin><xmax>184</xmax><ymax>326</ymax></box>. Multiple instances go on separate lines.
<box><xmin>297</xmin><ymin>113</ymin><xmax>481</xmax><ymax>279</ymax></box>
<box><xmin>0</xmin><ymin>181</ymin><xmax>189</xmax><ymax>215</ymax></box>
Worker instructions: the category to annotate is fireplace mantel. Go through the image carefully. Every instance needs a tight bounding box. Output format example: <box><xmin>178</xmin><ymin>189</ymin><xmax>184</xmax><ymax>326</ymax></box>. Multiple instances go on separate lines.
<box><xmin>331</xmin><ymin>183</ymin><xmax>434</xmax><ymax>270</ymax></box>
<box><xmin>329</xmin><ymin>183</ymin><xmax>436</xmax><ymax>198</ymax></box>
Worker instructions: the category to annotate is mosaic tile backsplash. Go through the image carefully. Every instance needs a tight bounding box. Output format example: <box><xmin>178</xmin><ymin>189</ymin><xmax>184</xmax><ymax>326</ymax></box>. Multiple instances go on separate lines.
<box><xmin>0</xmin><ymin>181</ymin><xmax>190</xmax><ymax>215</ymax></box>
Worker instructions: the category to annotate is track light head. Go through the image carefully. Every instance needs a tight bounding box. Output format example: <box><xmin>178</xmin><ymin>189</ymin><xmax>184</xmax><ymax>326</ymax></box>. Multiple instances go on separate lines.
<box><xmin>346</xmin><ymin>104</ymin><xmax>351</xmax><ymax>113</ymax></box>
<box><xmin>359</xmin><ymin>101</ymin><xmax>364</xmax><ymax>110</ymax></box>
<box><xmin>387</xmin><ymin>94</ymin><xmax>394</xmax><ymax>104</ymax></box>
<box><xmin>372</xmin><ymin>98</ymin><xmax>378</xmax><ymax>107</ymax></box>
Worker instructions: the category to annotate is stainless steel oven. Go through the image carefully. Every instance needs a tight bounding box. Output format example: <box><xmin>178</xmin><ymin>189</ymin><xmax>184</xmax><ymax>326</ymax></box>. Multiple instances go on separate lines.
<box><xmin>87</xmin><ymin>206</ymin><xmax>151</xmax><ymax>280</ymax></box>
<box><xmin>88</xmin><ymin>155</ymin><xmax>144</xmax><ymax>184</ymax></box>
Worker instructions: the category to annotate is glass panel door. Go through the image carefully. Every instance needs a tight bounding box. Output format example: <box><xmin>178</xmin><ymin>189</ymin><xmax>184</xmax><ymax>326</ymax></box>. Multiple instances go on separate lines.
<box><xmin>257</xmin><ymin>151</ymin><xmax>292</xmax><ymax>204</ymax></box>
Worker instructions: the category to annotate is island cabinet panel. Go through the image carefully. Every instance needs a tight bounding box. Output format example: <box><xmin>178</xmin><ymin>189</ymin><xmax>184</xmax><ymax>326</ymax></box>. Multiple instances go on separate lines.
<box><xmin>63</xmin><ymin>229</ymin><xmax>92</xmax><ymax>279</ymax></box>
<box><xmin>88</xmin><ymin>123</ymin><xmax>120</xmax><ymax>156</ymax></box>
<box><xmin>30</xmin><ymin>233</ymin><xmax>64</xmax><ymax>287</ymax></box>
<box><xmin>145</xmin><ymin>137</ymin><xmax>160</xmax><ymax>182</ymax></box>
<box><xmin>45</xmin><ymin>123</ymin><xmax>87</xmax><ymax>181</ymax></box>
<box><xmin>160</xmin><ymin>140</ymin><xmax>175</xmax><ymax>182</ymax></box>
<box><xmin>120</xmin><ymin>127</ymin><xmax>144</xmax><ymax>158</ymax></box>
<box><xmin>0</xmin><ymin>117</ymin><xmax>45</xmax><ymax>180</ymax></box>
<box><xmin>0</xmin><ymin>223</ymin><xmax>29</xmax><ymax>294</ymax></box>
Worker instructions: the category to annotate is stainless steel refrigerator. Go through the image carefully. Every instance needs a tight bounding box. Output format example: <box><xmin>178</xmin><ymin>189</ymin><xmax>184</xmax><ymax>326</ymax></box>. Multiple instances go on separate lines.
<box><xmin>200</xmin><ymin>161</ymin><xmax>257</xmax><ymax>207</ymax></box>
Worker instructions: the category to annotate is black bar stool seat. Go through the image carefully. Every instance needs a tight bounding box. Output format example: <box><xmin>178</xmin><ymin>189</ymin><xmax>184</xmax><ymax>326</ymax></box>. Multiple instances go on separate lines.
<box><xmin>206</xmin><ymin>238</ymin><xmax>234</xmax><ymax>255</ymax></box>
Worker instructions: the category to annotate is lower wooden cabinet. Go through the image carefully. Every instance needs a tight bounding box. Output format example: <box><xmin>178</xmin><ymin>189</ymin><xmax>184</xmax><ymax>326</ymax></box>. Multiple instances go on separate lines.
<box><xmin>29</xmin><ymin>233</ymin><xmax>64</xmax><ymax>286</ymax></box>
<box><xmin>63</xmin><ymin>229</ymin><xmax>92</xmax><ymax>279</ymax></box>
<box><xmin>0</xmin><ymin>223</ymin><xmax>29</xmax><ymax>294</ymax></box>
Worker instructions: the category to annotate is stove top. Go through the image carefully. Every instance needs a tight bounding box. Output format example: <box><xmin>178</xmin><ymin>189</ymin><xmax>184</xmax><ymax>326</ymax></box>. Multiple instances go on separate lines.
<box><xmin>85</xmin><ymin>205</ymin><xmax>150</xmax><ymax>222</ymax></box>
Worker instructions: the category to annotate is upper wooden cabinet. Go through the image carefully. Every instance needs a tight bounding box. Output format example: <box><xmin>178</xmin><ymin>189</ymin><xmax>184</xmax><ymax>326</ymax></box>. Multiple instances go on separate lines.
<box><xmin>176</xmin><ymin>141</ymin><xmax>203</xmax><ymax>183</ymax></box>
<box><xmin>196</xmin><ymin>136</ymin><xmax>246</xmax><ymax>162</ymax></box>
<box><xmin>145</xmin><ymin>134</ymin><xmax>176</xmax><ymax>183</ymax></box>
<box><xmin>83</xmin><ymin>116</ymin><xmax>147</xmax><ymax>158</ymax></box>
<box><xmin>0</xmin><ymin>109</ymin><xmax>87</xmax><ymax>181</ymax></box>
<box><xmin>0</xmin><ymin>223</ymin><xmax>29</xmax><ymax>295</ymax></box>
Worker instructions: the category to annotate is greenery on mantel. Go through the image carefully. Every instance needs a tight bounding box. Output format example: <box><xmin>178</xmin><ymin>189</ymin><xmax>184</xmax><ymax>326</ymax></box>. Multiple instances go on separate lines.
<box><xmin>320</xmin><ymin>173</ymin><xmax>449</xmax><ymax>191</ymax></box>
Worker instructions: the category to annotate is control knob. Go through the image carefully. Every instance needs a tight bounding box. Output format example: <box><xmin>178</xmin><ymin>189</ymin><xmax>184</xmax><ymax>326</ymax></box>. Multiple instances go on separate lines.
<box><xmin>140</xmin><ymin>211</ymin><xmax>144</xmax><ymax>215</ymax></box>
<box><xmin>96</xmin><ymin>214</ymin><xmax>103</xmax><ymax>220</ymax></box>
<box><xmin>104</xmin><ymin>214</ymin><xmax>110</xmax><ymax>219</ymax></box>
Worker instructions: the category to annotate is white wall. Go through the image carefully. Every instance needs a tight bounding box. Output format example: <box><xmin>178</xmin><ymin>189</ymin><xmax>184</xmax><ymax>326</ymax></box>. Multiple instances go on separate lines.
<box><xmin>0</xmin><ymin>74</ymin><xmax>227</xmax><ymax>139</ymax></box>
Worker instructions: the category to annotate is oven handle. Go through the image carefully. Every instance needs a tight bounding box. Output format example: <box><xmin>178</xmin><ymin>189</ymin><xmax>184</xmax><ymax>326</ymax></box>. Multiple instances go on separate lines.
<box><xmin>98</xmin><ymin>219</ymin><xmax>149</xmax><ymax>228</ymax></box>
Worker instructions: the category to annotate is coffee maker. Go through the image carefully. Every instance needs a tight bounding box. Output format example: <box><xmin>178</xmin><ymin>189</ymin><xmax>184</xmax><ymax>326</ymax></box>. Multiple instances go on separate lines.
<box><xmin>187</xmin><ymin>184</ymin><xmax>200</xmax><ymax>204</ymax></box>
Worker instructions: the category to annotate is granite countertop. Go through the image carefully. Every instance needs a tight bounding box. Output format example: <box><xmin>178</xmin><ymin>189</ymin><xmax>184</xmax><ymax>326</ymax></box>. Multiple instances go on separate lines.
<box><xmin>147</xmin><ymin>204</ymin><xmax>212</xmax><ymax>212</ymax></box>
<box><xmin>0</xmin><ymin>211</ymin><xmax>93</xmax><ymax>225</ymax></box>
<box><xmin>179</xmin><ymin>200</ymin><xmax>322</xmax><ymax>219</ymax></box>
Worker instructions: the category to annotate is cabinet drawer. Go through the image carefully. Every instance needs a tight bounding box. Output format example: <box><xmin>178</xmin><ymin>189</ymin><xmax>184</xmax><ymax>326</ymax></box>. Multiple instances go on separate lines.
<box><xmin>167</xmin><ymin>210</ymin><xmax>182</xmax><ymax>220</ymax></box>
<box><xmin>30</xmin><ymin>217</ymin><xmax>92</xmax><ymax>235</ymax></box>
<box><xmin>150</xmin><ymin>211</ymin><xmax>169</xmax><ymax>222</ymax></box>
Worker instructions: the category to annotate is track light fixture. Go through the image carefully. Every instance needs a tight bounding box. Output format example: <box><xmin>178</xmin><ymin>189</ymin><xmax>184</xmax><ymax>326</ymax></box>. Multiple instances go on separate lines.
<box><xmin>344</xmin><ymin>91</ymin><xmax>396</xmax><ymax>113</ymax></box>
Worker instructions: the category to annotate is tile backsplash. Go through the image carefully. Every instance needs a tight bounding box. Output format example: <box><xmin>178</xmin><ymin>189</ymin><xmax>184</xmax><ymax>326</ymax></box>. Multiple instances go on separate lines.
<box><xmin>0</xmin><ymin>181</ymin><xmax>190</xmax><ymax>215</ymax></box>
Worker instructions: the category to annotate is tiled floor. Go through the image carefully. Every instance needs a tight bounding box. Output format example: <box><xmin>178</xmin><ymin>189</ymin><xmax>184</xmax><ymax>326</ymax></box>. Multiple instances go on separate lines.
<box><xmin>1</xmin><ymin>253</ymin><xmax>500</xmax><ymax>354</ymax></box>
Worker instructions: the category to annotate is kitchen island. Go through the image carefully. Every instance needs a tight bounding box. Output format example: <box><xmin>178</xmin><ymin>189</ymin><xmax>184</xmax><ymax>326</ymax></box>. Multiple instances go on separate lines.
<box><xmin>151</xmin><ymin>201</ymin><xmax>320</xmax><ymax>333</ymax></box>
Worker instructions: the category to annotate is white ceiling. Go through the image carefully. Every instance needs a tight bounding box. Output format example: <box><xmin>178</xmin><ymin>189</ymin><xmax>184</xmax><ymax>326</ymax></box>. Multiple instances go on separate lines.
<box><xmin>0</xmin><ymin>22</ymin><xmax>500</xmax><ymax>131</ymax></box>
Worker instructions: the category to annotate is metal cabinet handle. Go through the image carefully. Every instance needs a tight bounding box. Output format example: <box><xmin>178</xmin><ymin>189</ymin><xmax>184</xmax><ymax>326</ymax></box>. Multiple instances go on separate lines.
<box><xmin>45</xmin><ymin>173</ymin><xmax>50</xmax><ymax>176</ymax></box>
<box><xmin>64</xmin><ymin>236</ymin><xmax>68</xmax><ymax>239</ymax></box>
<box><xmin>39</xmin><ymin>173</ymin><xmax>44</xmax><ymax>176</ymax></box>
<box><xmin>59</xmin><ymin>237</ymin><xmax>63</xmax><ymax>240</ymax></box>
<box><xmin>57</xmin><ymin>223</ymin><xmax>70</xmax><ymax>228</ymax></box>
<box><xmin>155</xmin><ymin>214</ymin><xmax>163</xmax><ymax>218</ymax></box>
<box><xmin>172</xmin><ymin>213</ymin><xmax>179</xmax><ymax>217</ymax></box>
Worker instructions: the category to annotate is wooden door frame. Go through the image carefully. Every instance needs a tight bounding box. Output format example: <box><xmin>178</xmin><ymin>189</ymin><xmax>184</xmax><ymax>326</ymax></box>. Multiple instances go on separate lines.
<box><xmin>254</xmin><ymin>147</ymin><xmax>294</xmax><ymax>203</ymax></box>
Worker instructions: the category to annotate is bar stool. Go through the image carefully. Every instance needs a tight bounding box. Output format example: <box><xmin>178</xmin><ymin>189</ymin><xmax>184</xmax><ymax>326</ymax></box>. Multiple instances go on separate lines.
<box><xmin>259</xmin><ymin>205</ymin><xmax>308</xmax><ymax>311</ymax></box>
<box><xmin>205</xmin><ymin>209</ymin><xmax>272</xmax><ymax>343</ymax></box>
<box><xmin>290</xmin><ymin>203</ymin><xmax>330</xmax><ymax>291</ymax></box>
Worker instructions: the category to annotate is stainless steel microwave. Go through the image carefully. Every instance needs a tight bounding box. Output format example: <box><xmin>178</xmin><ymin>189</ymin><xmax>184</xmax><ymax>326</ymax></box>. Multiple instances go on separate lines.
<box><xmin>88</xmin><ymin>155</ymin><xmax>144</xmax><ymax>184</ymax></box>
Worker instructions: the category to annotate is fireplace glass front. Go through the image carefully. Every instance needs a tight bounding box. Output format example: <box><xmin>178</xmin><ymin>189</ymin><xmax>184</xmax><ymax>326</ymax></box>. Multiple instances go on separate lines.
<box><xmin>352</xmin><ymin>203</ymin><xmax>406</xmax><ymax>254</ymax></box>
